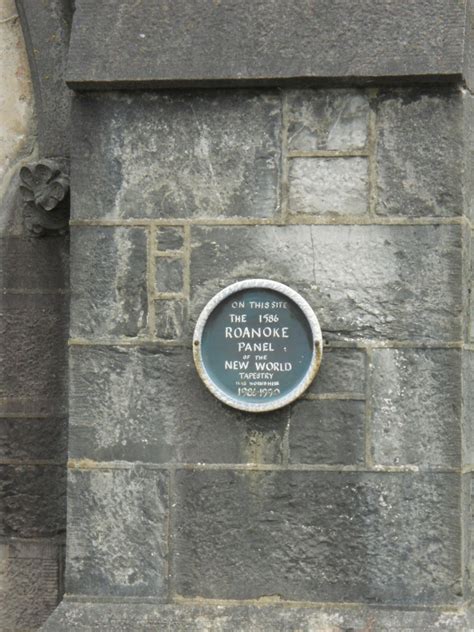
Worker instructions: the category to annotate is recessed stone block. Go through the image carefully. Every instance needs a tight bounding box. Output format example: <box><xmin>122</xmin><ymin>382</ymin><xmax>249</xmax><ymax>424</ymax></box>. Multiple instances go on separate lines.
<box><xmin>155</xmin><ymin>257</ymin><xmax>184</xmax><ymax>294</ymax></box>
<box><xmin>0</xmin><ymin>236</ymin><xmax>68</xmax><ymax>290</ymax></box>
<box><xmin>154</xmin><ymin>300</ymin><xmax>187</xmax><ymax>341</ymax></box>
<box><xmin>72</xmin><ymin>92</ymin><xmax>281</xmax><ymax>220</ymax></box>
<box><xmin>173</xmin><ymin>470</ymin><xmax>461</xmax><ymax>604</ymax></box>
<box><xmin>67</xmin><ymin>468</ymin><xmax>168</xmax><ymax>598</ymax></box>
<box><xmin>0</xmin><ymin>465</ymin><xmax>66</xmax><ymax>538</ymax></box>
<box><xmin>371</xmin><ymin>349</ymin><xmax>461</xmax><ymax>467</ymax></box>
<box><xmin>289</xmin><ymin>399</ymin><xmax>365</xmax><ymax>465</ymax></box>
<box><xmin>288</xmin><ymin>157</ymin><xmax>368</xmax><ymax>215</ymax></box>
<box><xmin>0</xmin><ymin>294</ymin><xmax>68</xmax><ymax>415</ymax></box>
<box><xmin>156</xmin><ymin>226</ymin><xmax>184</xmax><ymax>252</ymax></box>
<box><xmin>0</xmin><ymin>418</ymin><xmax>67</xmax><ymax>462</ymax></box>
<box><xmin>69</xmin><ymin>346</ymin><xmax>286</xmax><ymax>464</ymax></box>
<box><xmin>190</xmin><ymin>225</ymin><xmax>462</xmax><ymax>342</ymax></box>
<box><xmin>376</xmin><ymin>88</ymin><xmax>463</xmax><ymax>217</ymax></box>
<box><xmin>70</xmin><ymin>226</ymin><xmax>147</xmax><ymax>339</ymax></box>
<box><xmin>287</xmin><ymin>89</ymin><xmax>369</xmax><ymax>151</ymax></box>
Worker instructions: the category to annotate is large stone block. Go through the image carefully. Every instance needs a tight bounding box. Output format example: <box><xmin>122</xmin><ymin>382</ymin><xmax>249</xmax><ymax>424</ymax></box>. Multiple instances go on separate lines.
<box><xmin>371</xmin><ymin>349</ymin><xmax>461</xmax><ymax>467</ymax></box>
<box><xmin>376</xmin><ymin>88</ymin><xmax>464</xmax><ymax>217</ymax></box>
<box><xmin>69</xmin><ymin>346</ymin><xmax>286</xmax><ymax>464</ymax></box>
<box><xmin>288</xmin><ymin>157</ymin><xmax>368</xmax><ymax>216</ymax></box>
<box><xmin>173</xmin><ymin>470</ymin><xmax>461</xmax><ymax>605</ymax></box>
<box><xmin>66</xmin><ymin>468</ymin><xmax>168</xmax><ymax>598</ymax></box>
<box><xmin>0</xmin><ymin>294</ymin><xmax>68</xmax><ymax>416</ymax></box>
<box><xmin>0</xmin><ymin>417</ymin><xmax>67</xmax><ymax>462</ymax></box>
<box><xmin>286</xmin><ymin>89</ymin><xmax>369</xmax><ymax>152</ymax></box>
<box><xmin>0</xmin><ymin>235</ymin><xmax>68</xmax><ymax>290</ymax></box>
<box><xmin>463</xmin><ymin>350</ymin><xmax>474</xmax><ymax>466</ymax></box>
<box><xmin>289</xmin><ymin>399</ymin><xmax>365</xmax><ymax>465</ymax></box>
<box><xmin>0</xmin><ymin>465</ymin><xmax>66</xmax><ymax>538</ymax></box>
<box><xmin>0</xmin><ymin>540</ymin><xmax>61</xmax><ymax>631</ymax></box>
<box><xmin>70</xmin><ymin>227</ymin><xmax>147</xmax><ymax>339</ymax></box>
<box><xmin>71</xmin><ymin>92</ymin><xmax>281</xmax><ymax>220</ymax></box>
<box><xmin>190</xmin><ymin>225</ymin><xmax>462</xmax><ymax>342</ymax></box>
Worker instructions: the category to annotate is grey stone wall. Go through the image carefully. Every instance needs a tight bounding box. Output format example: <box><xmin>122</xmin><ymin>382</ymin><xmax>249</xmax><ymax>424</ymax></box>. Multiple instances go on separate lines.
<box><xmin>56</xmin><ymin>85</ymin><xmax>474</xmax><ymax>629</ymax></box>
<box><xmin>0</xmin><ymin>2</ymin><xmax>68</xmax><ymax>629</ymax></box>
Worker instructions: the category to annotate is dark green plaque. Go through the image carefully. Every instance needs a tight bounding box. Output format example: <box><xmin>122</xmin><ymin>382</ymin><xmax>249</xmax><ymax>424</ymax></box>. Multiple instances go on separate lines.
<box><xmin>193</xmin><ymin>280</ymin><xmax>322</xmax><ymax>412</ymax></box>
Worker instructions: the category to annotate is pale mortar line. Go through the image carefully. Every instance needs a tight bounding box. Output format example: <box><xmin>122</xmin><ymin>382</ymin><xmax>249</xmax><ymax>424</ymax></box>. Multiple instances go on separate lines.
<box><xmin>280</xmin><ymin>91</ymin><xmax>290</xmax><ymax>223</ymax></box>
<box><xmin>303</xmin><ymin>392</ymin><xmax>365</xmax><ymax>401</ymax></box>
<box><xmin>68</xmin><ymin>338</ymin><xmax>188</xmax><ymax>348</ymax></box>
<box><xmin>367</xmin><ymin>87</ymin><xmax>379</xmax><ymax>215</ymax></box>
<box><xmin>154</xmin><ymin>251</ymin><xmax>183</xmax><ymax>259</ymax></box>
<box><xmin>153</xmin><ymin>291</ymin><xmax>186</xmax><ymax>300</ymax></box>
<box><xmin>66</xmin><ymin>459</ymin><xmax>460</xmax><ymax>474</ymax></box>
<box><xmin>146</xmin><ymin>225</ymin><xmax>156</xmax><ymax>338</ymax></box>
<box><xmin>183</xmin><ymin>224</ymin><xmax>191</xmax><ymax>300</ymax></box>
<box><xmin>287</xmin><ymin>149</ymin><xmax>369</xmax><ymax>158</ymax></box>
<box><xmin>70</xmin><ymin>215</ymin><xmax>468</xmax><ymax>227</ymax></box>
<box><xmin>325</xmin><ymin>340</ymin><xmax>463</xmax><ymax>349</ymax></box>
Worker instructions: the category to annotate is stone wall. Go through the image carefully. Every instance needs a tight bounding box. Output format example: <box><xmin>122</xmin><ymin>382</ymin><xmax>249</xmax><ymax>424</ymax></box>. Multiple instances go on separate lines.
<box><xmin>0</xmin><ymin>1</ymin><xmax>68</xmax><ymax>629</ymax></box>
<box><xmin>51</xmin><ymin>85</ymin><xmax>474</xmax><ymax>628</ymax></box>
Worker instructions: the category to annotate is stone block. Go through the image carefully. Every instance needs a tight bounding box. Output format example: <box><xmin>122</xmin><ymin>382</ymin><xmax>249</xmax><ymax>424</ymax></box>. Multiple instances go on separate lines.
<box><xmin>0</xmin><ymin>465</ymin><xmax>66</xmax><ymax>538</ymax></box>
<box><xmin>72</xmin><ymin>92</ymin><xmax>281</xmax><ymax>220</ymax></box>
<box><xmin>40</xmin><ymin>601</ymin><xmax>473</xmax><ymax>631</ymax></box>
<box><xmin>463</xmin><ymin>350</ymin><xmax>474</xmax><ymax>466</ymax></box>
<box><xmin>289</xmin><ymin>399</ymin><xmax>365</xmax><ymax>465</ymax></box>
<box><xmin>0</xmin><ymin>235</ymin><xmax>68</xmax><ymax>290</ymax></box>
<box><xmin>371</xmin><ymin>349</ymin><xmax>461</xmax><ymax>467</ymax></box>
<box><xmin>0</xmin><ymin>540</ymin><xmax>61</xmax><ymax>631</ymax></box>
<box><xmin>0</xmin><ymin>294</ymin><xmax>68</xmax><ymax>415</ymax></box>
<box><xmin>307</xmin><ymin>348</ymin><xmax>366</xmax><ymax>395</ymax></box>
<box><xmin>66</xmin><ymin>468</ymin><xmax>168</xmax><ymax>598</ymax></box>
<box><xmin>70</xmin><ymin>226</ymin><xmax>147</xmax><ymax>339</ymax></box>
<box><xmin>288</xmin><ymin>157</ymin><xmax>368</xmax><ymax>216</ymax></box>
<box><xmin>286</xmin><ymin>89</ymin><xmax>369</xmax><ymax>151</ymax></box>
<box><xmin>154</xmin><ymin>300</ymin><xmax>187</xmax><ymax>341</ymax></box>
<box><xmin>0</xmin><ymin>417</ymin><xmax>67</xmax><ymax>462</ymax></box>
<box><xmin>69</xmin><ymin>346</ymin><xmax>286</xmax><ymax>464</ymax></box>
<box><xmin>156</xmin><ymin>226</ymin><xmax>184</xmax><ymax>252</ymax></box>
<box><xmin>190</xmin><ymin>224</ymin><xmax>462</xmax><ymax>342</ymax></box>
<box><xmin>376</xmin><ymin>88</ymin><xmax>463</xmax><ymax>217</ymax></box>
<box><xmin>173</xmin><ymin>470</ymin><xmax>461</xmax><ymax>605</ymax></box>
<box><xmin>155</xmin><ymin>257</ymin><xmax>184</xmax><ymax>294</ymax></box>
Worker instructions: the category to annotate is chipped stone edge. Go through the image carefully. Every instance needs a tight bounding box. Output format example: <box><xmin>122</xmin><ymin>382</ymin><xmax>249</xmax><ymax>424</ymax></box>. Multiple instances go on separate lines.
<box><xmin>193</xmin><ymin>279</ymin><xmax>323</xmax><ymax>413</ymax></box>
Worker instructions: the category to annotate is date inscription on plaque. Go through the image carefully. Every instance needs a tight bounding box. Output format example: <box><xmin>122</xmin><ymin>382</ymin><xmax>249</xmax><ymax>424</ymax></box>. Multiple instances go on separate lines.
<box><xmin>193</xmin><ymin>280</ymin><xmax>323</xmax><ymax>412</ymax></box>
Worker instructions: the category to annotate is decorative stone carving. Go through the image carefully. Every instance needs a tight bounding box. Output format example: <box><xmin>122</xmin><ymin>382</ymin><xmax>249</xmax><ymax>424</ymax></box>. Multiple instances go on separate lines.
<box><xmin>19</xmin><ymin>158</ymin><xmax>70</xmax><ymax>236</ymax></box>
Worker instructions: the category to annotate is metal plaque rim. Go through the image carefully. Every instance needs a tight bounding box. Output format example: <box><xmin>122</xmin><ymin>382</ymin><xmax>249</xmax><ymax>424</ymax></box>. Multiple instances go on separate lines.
<box><xmin>193</xmin><ymin>279</ymin><xmax>323</xmax><ymax>413</ymax></box>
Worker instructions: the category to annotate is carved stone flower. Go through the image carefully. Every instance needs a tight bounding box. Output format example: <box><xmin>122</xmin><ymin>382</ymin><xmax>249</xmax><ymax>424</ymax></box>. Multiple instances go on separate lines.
<box><xmin>19</xmin><ymin>159</ymin><xmax>70</xmax><ymax>235</ymax></box>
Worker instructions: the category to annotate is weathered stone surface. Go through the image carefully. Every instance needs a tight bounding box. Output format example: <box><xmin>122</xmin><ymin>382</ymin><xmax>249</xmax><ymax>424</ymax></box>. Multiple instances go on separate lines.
<box><xmin>173</xmin><ymin>470</ymin><xmax>461</xmax><ymax>604</ymax></box>
<box><xmin>156</xmin><ymin>226</ymin><xmax>184</xmax><ymax>252</ymax></box>
<box><xmin>0</xmin><ymin>539</ymin><xmax>62</xmax><ymax>631</ymax></box>
<box><xmin>462</xmin><ymin>91</ymin><xmax>474</xmax><ymax>220</ymax></box>
<box><xmin>69</xmin><ymin>346</ymin><xmax>286</xmax><ymax>464</ymax></box>
<box><xmin>71</xmin><ymin>92</ymin><xmax>281</xmax><ymax>220</ymax></box>
<box><xmin>287</xmin><ymin>89</ymin><xmax>370</xmax><ymax>151</ymax></box>
<box><xmin>41</xmin><ymin>601</ymin><xmax>472</xmax><ymax>632</ymax></box>
<box><xmin>67</xmin><ymin>468</ymin><xmax>168</xmax><ymax>598</ymax></box>
<box><xmin>376</xmin><ymin>88</ymin><xmax>463</xmax><ymax>217</ymax></box>
<box><xmin>288</xmin><ymin>157</ymin><xmax>368</xmax><ymax>216</ymax></box>
<box><xmin>155</xmin><ymin>257</ymin><xmax>183</xmax><ymax>294</ymax></box>
<box><xmin>463</xmin><ymin>350</ymin><xmax>474</xmax><ymax>466</ymax></box>
<box><xmin>308</xmin><ymin>348</ymin><xmax>366</xmax><ymax>395</ymax></box>
<box><xmin>371</xmin><ymin>349</ymin><xmax>461</xmax><ymax>467</ymax></box>
<box><xmin>0</xmin><ymin>235</ymin><xmax>68</xmax><ymax>289</ymax></box>
<box><xmin>289</xmin><ymin>399</ymin><xmax>365</xmax><ymax>465</ymax></box>
<box><xmin>190</xmin><ymin>225</ymin><xmax>462</xmax><ymax>342</ymax></box>
<box><xmin>0</xmin><ymin>293</ymin><xmax>68</xmax><ymax>415</ymax></box>
<box><xmin>154</xmin><ymin>299</ymin><xmax>187</xmax><ymax>341</ymax></box>
<box><xmin>0</xmin><ymin>417</ymin><xmax>66</xmax><ymax>461</ymax></box>
<box><xmin>66</xmin><ymin>0</ymin><xmax>470</xmax><ymax>88</ymax></box>
<box><xmin>70</xmin><ymin>226</ymin><xmax>147</xmax><ymax>339</ymax></box>
<box><xmin>0</xmin><ymin>465</ymin><xmax>66</xmax><ymax>537</ymax></box>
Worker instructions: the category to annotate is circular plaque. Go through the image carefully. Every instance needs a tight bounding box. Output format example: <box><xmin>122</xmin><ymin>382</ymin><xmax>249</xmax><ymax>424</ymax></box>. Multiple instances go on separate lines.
<box><xmin>193</xmin><ymin>280</ymin><xmax>323</xmax><ymax>412</ymax></box>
